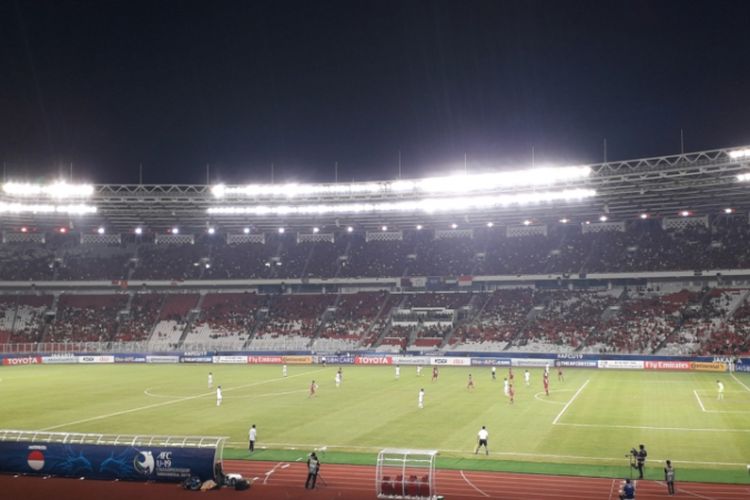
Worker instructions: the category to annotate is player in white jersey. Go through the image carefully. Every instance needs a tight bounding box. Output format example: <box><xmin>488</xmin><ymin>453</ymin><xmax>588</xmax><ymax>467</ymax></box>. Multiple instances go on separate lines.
<box><xmin>503</xmin><ymin>377</ymin><xmax>509</xmax><ymax>397</ymax></box>
<box><xmin>395</xmin><ymin>365</ymin><xmax>400</xmax><ymax>379</ymax></box>
<box><xmin>524</xmin><ymin>369</ymin><xmax>530</xmax><ymax>386</ymax></box>
<box><xmin>216</xmin><ymin>385</ymin><xmax>223</xmax><ymax>406</ymax></box>
<box><xmin>418</xmin><ymin>388</ymin><xmax>425</xmax><ymax>408</ymax></box>
<box><xmin>208</xmin><ymin>372</ymin><xmax>213</xmax><ymax>389</ymax></box>
<box><xmin>491</xmin><ymin>366</ymin><xmax>496</xmax><ymax>380</ymax></box>
<box><xmin>475</xmin><ymin>426</ymin><xmax>489</xmax><ymax>455</ymax></box>
<box><xmin>335</xmin><ymin>371</ymin><xmax>341</xmax><ymax>388</ymax></box>
<box><xmin>282</xmin><ymin>364</ymin><xmax>288</xmax><ymax>377</ymax></box>
<box><xmin>417</xmin><ymin>365</ymin><xmax>423</xmax><ymax>376</ymax></box>
<box><xmin>717</xmin><ymin>380</ymin><xmax>724</xmax><ymax>400</ymax></box>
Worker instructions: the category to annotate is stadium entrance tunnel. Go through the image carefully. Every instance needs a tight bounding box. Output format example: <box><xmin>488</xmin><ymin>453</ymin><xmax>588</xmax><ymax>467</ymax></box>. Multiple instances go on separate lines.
<box><xmin>0</xmin><ymin>430</ymin><xmax>226</xmax><ymax>483</ymax></box>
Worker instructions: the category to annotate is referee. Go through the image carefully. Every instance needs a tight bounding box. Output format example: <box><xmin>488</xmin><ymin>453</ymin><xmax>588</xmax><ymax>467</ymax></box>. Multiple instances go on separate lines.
<box><xmin>475</xmin><ymin>426</ymin><xmax>489</xmax><ymax>455</ymax></box>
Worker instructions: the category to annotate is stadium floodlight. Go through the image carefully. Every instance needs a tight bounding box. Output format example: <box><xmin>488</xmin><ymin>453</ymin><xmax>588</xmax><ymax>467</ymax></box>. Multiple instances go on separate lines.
<box><xmin>207</xmin><ymin>227</ymin><xmax>216</xmax><ymax>235</ymax></box>
<box><xmin>313</xmin><ymin>226</ymin><xmax>320</xmax><ymax>233</ymax></box>
<box><xmin>97</xmin><ymin>227</ymin><xmax>105</xmax><ymax>235</ymax></box>
<box><xmin>729</xmin><ymin>148</ymin><xmax>750</xmax><ymax>159</ymax></box>
<box><xmin>243</xmin><ymin>227</ymin><xmax>250</xmax><ymax>234</ymax></box>
<box><xmin>134</xmin><ymin>227</ymin><xmax>143</xmax><ymax>235</ymax></box>
<box><xmin>599</xmin><ymin>215</ymin><xmax>608</xmax><ymax>222</ymax></box>
<box><xmin>738</xmin><ymin>173</ymin><xmax>750</xmax><ymax>182</ymax></box>
<box><xmin>171</xmin><ymin>227</ymin><xmax>179</xmax><ymax>234</ymax></box>
<box><xmin>207</xmin><ymin>188</ymin><xmax>597</xmax><ymax>217</ymax></box>
<box><xmin>210</xmin><ymin>165</ymin><xmax>592</xmax><ymax>199</ymax></box>
<box><xmin>2</xmin><ymin>181</ymin><xmax>94</xmax><ymax>198</ymax></box>
<box><xmin>0</xmin><ymin>202</ymin><xmax>97</xmax><ymax>215</ymax></box>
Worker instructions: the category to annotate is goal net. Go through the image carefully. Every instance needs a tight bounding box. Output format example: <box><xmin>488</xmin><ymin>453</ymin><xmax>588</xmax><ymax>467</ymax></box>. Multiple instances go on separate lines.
<box><xmin>376</xmin><ymin>448</ymin><xmax>439</xmax><ymax>499</ymax></box>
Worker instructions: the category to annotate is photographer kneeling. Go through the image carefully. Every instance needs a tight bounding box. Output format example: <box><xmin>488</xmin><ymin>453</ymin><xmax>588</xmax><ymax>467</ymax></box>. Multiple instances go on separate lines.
<box><xmin>619</xmin><ymin>478</ymin><xmax>636</xmax><ymax>500</ymax></box>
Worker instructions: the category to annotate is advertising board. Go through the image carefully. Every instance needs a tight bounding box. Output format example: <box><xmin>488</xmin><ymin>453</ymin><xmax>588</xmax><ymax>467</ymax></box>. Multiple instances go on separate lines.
<box><xmin>597</xmin><ymin>360</ymin><xmax>644</xmax><ymax>370</ymax></box>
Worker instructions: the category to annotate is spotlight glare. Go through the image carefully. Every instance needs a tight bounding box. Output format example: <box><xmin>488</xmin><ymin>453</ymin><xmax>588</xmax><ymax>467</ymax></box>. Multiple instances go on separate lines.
<box><xmin>59</xmin><ymin>227</ymin><xmax>67</xmax><ymax>234</ymax></box>
<box><xmin>640</xmin><ymin>213</ymin><xmax>649</xmax><ymax>220</ymax></box>
<box><xmin>680</xmin><ymin>210</ymin><xmax>690</xmax><ymax>217</ymax></box>
<box><xmin>523</xmin><ymin>220</ymin><xmax>531</xmax><ymax>226</ymax></box>
<box><xmin>381</xmin><ymin>225</ymin><xmax>388</xmax><ymax>231</ymax></box>
<box><xmin>243</xmin><ymin>227</ymin><xmax>250</xmax><ymax>234</ymax></box>
<box><xmin>278</xmin><ymin>227</ymin><xmax>285</xmax><ymax>234</ymax></box>
<box><xmin>486</xmin><ymin>222</ymin><xmax>494</xmax><ymax>228</ymax></box>
<box><xmin>724</xmin><ymin>208</ymin><xmax>734</xmax><ymax>214</ymax></box>
<box><xmin>599</xmin><ymin>215</ymin><xmax>608</xmax><ymax>222</ymax></box>
<box><xmin>171</xmin><ymin>227</ymin><xmax>179</xmax><ymax>234</ymax></box>
<box><xmin>20</xmin><ymin>226</ymin><xmax>28</xmax><ymax>233</ymax></box>
<box><xmin>207</xmin><ymin>227</ymin><xmax>216</xmax><ymax>235</ymax></box>
<box><xmin>416</xmin><ymin>224</ymin><xmax>423</xmax><ymax>230</ymax></box>
<box><xmin>313</xmin><ymin>227</ymin><xmax>320</xmax><ymax>233</ymax></box>
<box><xmin>559</xmin><ymin>218</ymin><xmax>569</xmax><ymax>224</ymax></box>
<box><xmin>135</xmin><ymin>227</ymin><xmax>143</xmax><ymax>235</ymax></box>
<box><xmin>346</xmin><ymin>226</ymin><xmax>353</xmax><ymax>233</ymax></box>
<box><xmin>97</xmin><ymin>227</ymin><xmax>105</xmax><ymax>235</ymax></box>
<box><xmin>451</xmin><ymin>223</ymin><xmax>458</xmax><ymax>229</ymax></box>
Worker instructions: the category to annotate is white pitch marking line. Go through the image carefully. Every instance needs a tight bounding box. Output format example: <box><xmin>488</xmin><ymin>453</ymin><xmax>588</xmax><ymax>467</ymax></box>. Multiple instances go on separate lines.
<box><xmin>552</xmin><ymin>379</ymin><xmax>589</xmax><ymax>425</ymax></box>
<box><xmin>555</xmin><ymin>421</ymin><xmax>750</xmax><ymax>433</ymax></box>
<box><xmin>693</xmin><ymin>390</ymin><xmax>707</xmax><ymax>412</ymax></box>
<box><xmin>42</xmin><ymin>368</ymin><xmax>324</xmax><ymax>431</ymax></box>
<box><xmin>534</xmin><ymin>389</ymin><xmax>571</xmax><ymax>405</ymax></box>
<box><xmin>731</xmin><ymin>372</ymin><xmax>750</xmax><ymax>392</ymax></box>
<box><xmin>459</xmin><ymin>470</ymin><xmax>490</xmax><ymax>498</ymax></box>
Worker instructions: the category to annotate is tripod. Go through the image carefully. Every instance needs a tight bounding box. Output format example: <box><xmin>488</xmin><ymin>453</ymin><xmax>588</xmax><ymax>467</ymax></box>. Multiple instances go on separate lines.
<box><xmin>625</xmin><ymin>454</ymin><xmax>635</xmax><ymax>480</ymax></box>
<box><xmin>315</xmin><ymin>473</ymin><xmax>327</xmax><ymax>488</ymax></box>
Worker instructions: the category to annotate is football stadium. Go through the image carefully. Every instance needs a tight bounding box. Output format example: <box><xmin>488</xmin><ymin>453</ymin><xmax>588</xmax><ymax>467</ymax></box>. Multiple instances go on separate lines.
<box><xmin>4</xmin><ymin>2</ymin><xmax>750</xmax><ymax>499</ymax></box>
<box><xmin>1</xmin><ymin>145</ymin><xmax>750</xmax><ymax>499</ymax></box>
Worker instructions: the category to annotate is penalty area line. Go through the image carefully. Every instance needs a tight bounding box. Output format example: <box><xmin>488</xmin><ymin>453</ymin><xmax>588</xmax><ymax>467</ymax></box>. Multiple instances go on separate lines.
<box><xmin>693</xmin><ymin>390</ymin><xmax>707</xmax><ymax>412</ymax></box>
<box><xmin>552</xmin><ymin>379</ymin><xmax>589</xmax><ymax>425</ymax></box>
<box><xmin>731</xmin><ymin>372</ymin><xmax>750</xmax><ymax>393</ymax></box>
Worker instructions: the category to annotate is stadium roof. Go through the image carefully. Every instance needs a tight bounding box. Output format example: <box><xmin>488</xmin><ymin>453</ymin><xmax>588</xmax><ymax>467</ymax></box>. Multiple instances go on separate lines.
<box><xmin>1</xmin><ymin>145</ymin><xmax>749</xmax><ymax>234</ymax></box>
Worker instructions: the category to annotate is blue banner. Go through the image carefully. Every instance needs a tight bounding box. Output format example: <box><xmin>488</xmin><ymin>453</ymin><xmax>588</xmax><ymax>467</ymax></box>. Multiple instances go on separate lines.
<box><xmin>471</xmin><ymin>357</ymin><xmax>512</xmax><ymax>367</ymax></box>
<box><xmin>321</xmin><ymin>355</ymin><xmax>355</xmax><ymax>365</ymax></box>
<box><xmin>180</xmin><ymin>356</ymin><xmax>213</xmax><ymax>363</ymax></box>
<box><xmin>556</xmin><ymin>359</ymin><xmax>598</xmax><ymax>368</ymax></box>
<box><xmin>114</xmin><ymin>354</ymin><xmax>147</xmax><ymax>363</ymax></box>
<box><xmin>0</xmin><ymin>441</ymin><xmax>216</xmax><ymax>482</ymax></box>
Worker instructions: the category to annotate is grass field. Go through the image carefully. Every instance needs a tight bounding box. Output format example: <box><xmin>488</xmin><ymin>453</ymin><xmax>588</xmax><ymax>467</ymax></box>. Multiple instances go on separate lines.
<box><xmin>1</xmin><ymin>364</ymin><xmax>749</xmax><ymax>483</ymax></box>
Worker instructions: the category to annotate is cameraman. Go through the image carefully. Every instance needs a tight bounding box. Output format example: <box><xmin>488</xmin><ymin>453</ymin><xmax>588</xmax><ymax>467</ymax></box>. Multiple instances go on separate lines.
<box><xmin>634</xmin><ymin>444</ymin><xmax>647</xmax><ymax>479</ymax></box>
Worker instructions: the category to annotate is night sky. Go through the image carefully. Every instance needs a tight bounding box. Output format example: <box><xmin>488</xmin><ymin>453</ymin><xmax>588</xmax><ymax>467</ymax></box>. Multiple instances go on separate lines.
<box><xmin>1</xmin><ymin>0</ymin><xmax>749</xmax><ymax>184</ymax></box>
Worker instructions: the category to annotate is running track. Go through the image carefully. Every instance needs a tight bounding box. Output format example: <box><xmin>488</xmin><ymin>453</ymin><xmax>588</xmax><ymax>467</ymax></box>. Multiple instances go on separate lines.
<box><xmin>226</xmin><ymin>460</ymin><xmax>750</xmax><ymax>499</ymax></box>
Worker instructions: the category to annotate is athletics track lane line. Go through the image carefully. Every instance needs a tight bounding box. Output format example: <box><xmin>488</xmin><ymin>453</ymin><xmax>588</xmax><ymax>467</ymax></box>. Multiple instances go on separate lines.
<box><xmin>226</xmin><ymin>460</ymin><xmax>750</xmax><ymax>499</ymax></box>
<box><xmin>459</xmin><ymin>470</ymin><xmax>490</xmax><ymax>497</ymax></box>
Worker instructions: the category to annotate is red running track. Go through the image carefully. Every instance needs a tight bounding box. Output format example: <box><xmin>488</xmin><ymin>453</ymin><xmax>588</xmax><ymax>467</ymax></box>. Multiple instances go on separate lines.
<box><xmin>225</xmin><ymin>460</ymin><xmax>750</xmax><ymax>500</ymax></box>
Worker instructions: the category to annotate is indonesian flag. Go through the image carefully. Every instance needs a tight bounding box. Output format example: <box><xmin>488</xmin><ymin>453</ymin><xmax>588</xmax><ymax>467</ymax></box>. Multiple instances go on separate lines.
<box><xmin>27</xmin><ymin>450</ymin><xmax>45</xmax><ymax>471</ymax></box>
<box><xmin>458</xmin><ymin>275</ymin><xmax>473</xmax><ymax>287</ymax></box>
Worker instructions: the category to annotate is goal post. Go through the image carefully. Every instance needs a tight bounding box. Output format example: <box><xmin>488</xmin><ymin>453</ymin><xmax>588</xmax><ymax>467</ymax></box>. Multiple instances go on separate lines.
<box><xmin>376</xmin><ymin>448</ymin><xmax>439</xmax><ymax>499</ymax></box>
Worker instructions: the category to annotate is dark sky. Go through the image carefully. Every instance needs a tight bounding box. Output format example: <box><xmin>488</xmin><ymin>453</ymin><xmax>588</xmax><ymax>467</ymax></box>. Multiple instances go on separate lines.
<box><xmin>1</xmin><ymin>0</ymin><xmax>749</xmax><ymax>184</ymax></box>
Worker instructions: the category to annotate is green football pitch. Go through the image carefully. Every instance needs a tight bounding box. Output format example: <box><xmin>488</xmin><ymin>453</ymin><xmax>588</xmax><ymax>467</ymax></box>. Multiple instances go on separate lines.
<box><xmin>1</xmin><ymin>364</ymin><xmax>749</xmax><ymax>483</ymax></box>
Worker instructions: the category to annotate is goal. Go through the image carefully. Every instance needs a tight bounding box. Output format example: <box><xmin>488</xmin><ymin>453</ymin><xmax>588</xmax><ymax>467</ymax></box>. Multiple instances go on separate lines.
<box><xmin>375</xmin><ymin>448</ymin><xmax>439</xmax><ymax>499</ymax></box>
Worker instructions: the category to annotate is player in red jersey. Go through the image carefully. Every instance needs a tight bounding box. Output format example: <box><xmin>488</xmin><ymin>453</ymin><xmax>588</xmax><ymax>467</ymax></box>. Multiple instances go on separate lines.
<box><xmin>543</xmin><ymin>372</ymin><xmax>550</xmax><ymax>396</ymax></box>
<box><xmin>508</xmin><ymin>384</ymin><xmax>515</xmax><ymax>404</ymax></box>
<box><xmin>558</xmin><ymin>366</ymin><xmax>564</xmax><ymax>382</ymax></box>
<box><xmin>309</xmin><ymin>380</ymin><xmax>318</xmax><ymax>398</ymax></box>
<box><xmin>508</xmin><ymin>367</ymin><xmax>514</xmax><ymax>382</ymax></box>
<box><xmin>432</xmin><ymin>366</ymin><xmax>439</xmax><ymax>382</ymax></box>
